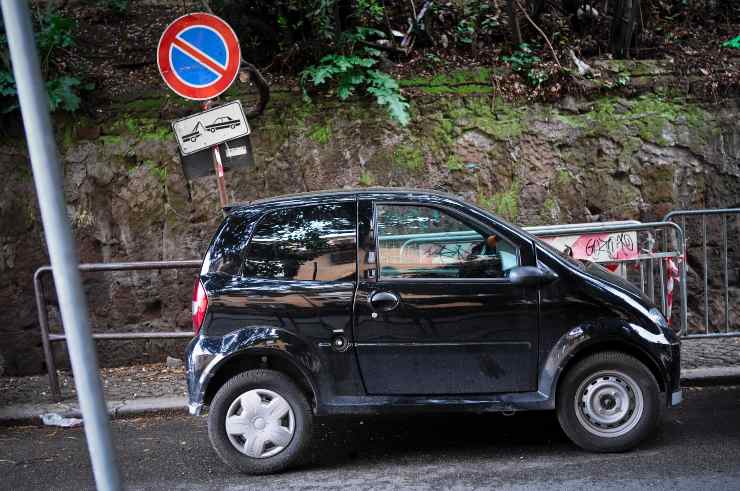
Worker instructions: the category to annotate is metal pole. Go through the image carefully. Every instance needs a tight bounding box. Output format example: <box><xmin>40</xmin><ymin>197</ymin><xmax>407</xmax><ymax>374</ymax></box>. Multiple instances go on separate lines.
<box><xmin>1</xmin><ymin>2</ymin><xmax>122</xmax><ymax>490</ymax></box>
<box><xmin>201</xmin><ymin>101</ymin><xmax>228</xmax><ymax>212</ymax></box>
<box><xmin>213</xmin><ymin>145</ymin><xmax>229</xmax><ymax>209</ymax></box>
<box><xmin>702</xmin><ymin>215</ymin><xmax>709</xmax><ymax>333</ymax></box>
<box><xmin>680</xmin><ymin>226</ymin><xmax>688</xmax><ymax>338</ymax></box>
<box><xmin>723</xmin><ymin>214</ymin><xmax>729</xmax><ymax>333</ymax></box>
<box><xmin>659</xmin><ymin>253</ymin><xmax>666</xmax><ymax>316</ymax></box>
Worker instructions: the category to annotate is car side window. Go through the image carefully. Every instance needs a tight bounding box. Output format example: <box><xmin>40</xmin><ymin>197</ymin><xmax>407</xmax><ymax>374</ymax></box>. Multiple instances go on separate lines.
<box><xmin>243</xmin><ymin>203</ymin><xmax>357</xmax><ymax>281</ymax></box>
<box><xmin>376</xmin><ymin>204</ymin><xmax>518</xmax><ymax>280</ymax></box>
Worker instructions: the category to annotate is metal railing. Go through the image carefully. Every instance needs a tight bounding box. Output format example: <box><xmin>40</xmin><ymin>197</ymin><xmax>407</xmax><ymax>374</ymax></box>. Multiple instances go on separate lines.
<box><xmin>530</xmin><ymin>221</ymin><xmax>687</xmax><ymax>335</ymax></box>
<box><xmin>33</xmin><ymin>221</ymin><xmax>695</xmax><ymax>401</ymax></box>
<box><xmin>665</xmin><ymin>208</ymin><xmax>740</xmax><ymax>338</ymax></box>
<box><xmin>35</xmin><ymin>260</ymin><xmax>201</xmax><ymax>401</ymax></box>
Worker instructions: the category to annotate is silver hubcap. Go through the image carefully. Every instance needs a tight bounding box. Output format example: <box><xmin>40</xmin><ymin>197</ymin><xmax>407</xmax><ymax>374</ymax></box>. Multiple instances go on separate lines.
<box><xmin>225</xmin><ymin>389</ymin><xmax>295</xmax><ymax>458</ymax></box>
<box><xmin>575</xmin><ymin>371</ymin><xmax>644</xmax><ymax>438</ymax></box>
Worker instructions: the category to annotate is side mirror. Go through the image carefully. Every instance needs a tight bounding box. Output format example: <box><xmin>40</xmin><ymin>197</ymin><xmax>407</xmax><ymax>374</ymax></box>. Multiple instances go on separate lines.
<box><xmin>508</xmin><ymin>266</ymin><xmax>558</xmax><ymax>287</ymax></box>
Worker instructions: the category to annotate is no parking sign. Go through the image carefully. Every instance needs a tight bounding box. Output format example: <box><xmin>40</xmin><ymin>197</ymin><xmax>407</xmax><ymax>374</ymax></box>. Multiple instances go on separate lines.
<box><xmin>157</xmin><ymin>12</ymin><xmax>241</xmax><ymax>100</ymax></box>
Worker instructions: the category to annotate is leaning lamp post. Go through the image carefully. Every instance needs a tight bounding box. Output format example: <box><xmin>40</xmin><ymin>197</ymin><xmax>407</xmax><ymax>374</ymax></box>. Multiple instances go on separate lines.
<box><xmin>0</xmin><ymin>1</ymin><xmax>122</xmax><ymax>489</ymax></box>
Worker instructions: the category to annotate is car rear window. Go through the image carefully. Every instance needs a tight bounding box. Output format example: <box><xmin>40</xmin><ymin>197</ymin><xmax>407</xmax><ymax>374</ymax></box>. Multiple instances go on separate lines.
<box><xmin>243</xmin><ymin>202</ymin><xmax>357</xmax><ymax>281</ymax></box>
<box><xmin>203</xmin><ymin>212</ymin><xmax>257</xmax><ymax>276</ymax></box>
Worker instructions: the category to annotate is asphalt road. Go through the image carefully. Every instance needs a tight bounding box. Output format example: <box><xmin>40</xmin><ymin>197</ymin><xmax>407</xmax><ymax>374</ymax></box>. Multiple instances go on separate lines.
<box><xmin>1</xmin><ymin>386</ymin><xmax>739</xmax><ymax>490</ymax></box>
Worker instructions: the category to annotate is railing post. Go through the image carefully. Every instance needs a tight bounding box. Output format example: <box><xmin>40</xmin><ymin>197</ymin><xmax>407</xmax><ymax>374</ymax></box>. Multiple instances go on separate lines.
<box><xmin>723</xmin><ymin>214</ymin><xmax>729</xmax><ymax>333</ymax></box>
<box><xmin>677</xmin><ymin>226</ymin><xmax>688</xmax><ymax>338</ymax></box>
<box><xmin>34</xmin><ymin>267</ymin><xmax>61</xmax><ymax>401</ymax></box>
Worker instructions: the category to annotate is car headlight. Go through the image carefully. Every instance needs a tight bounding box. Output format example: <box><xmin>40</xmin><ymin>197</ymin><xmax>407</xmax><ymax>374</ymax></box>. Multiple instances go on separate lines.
<box><xmin>647</xmin><ymin>307</ymin><xmax>670</xmax><ymax>330</ymax></box>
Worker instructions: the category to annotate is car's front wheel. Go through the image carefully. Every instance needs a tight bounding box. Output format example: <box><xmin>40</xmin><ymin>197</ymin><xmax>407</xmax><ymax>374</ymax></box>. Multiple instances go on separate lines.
<box><xmin>207</xmin><ymin>369</ymin><xmax>313</xmax><ymax>474</ymax></box>
<box><xmin>557</xmin><ymin>351</ymin><xmax>661</xmax><ymax>452</ymax></box>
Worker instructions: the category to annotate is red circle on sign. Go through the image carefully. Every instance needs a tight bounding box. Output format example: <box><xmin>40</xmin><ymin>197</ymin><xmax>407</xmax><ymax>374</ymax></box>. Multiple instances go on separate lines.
<box><xmin>157</xmin><ymin>12</ymin><xmax>241</xmax><ymax>100</ymax></box>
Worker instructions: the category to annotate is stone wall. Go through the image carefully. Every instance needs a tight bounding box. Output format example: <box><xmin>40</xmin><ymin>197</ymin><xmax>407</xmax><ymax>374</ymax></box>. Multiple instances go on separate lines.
<box><xmin>1</xmin><ymin>79</ymin><xmax>739</xmax><ymax>375</ymax></box>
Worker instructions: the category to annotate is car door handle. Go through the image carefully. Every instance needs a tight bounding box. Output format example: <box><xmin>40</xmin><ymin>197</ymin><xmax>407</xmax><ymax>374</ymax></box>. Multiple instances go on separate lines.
<box><xmin>369</xmin><ymin>291</ymin><xmax>399</xmax><ymax>312</ymax></box>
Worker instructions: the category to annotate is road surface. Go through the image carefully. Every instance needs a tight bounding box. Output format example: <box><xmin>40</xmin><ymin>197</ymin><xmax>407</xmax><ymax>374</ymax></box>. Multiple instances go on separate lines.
<box><xmin>1</xmin><ymin>386</ymin><xmax>739</xmax><ymax>490</ymax></box>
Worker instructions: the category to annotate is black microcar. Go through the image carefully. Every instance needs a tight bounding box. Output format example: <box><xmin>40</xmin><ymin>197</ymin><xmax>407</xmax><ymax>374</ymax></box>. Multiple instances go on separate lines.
<box><xmin>186</xmin><ymin>188</ymin><xmax>681</xmax><ymax>474</ymax></box>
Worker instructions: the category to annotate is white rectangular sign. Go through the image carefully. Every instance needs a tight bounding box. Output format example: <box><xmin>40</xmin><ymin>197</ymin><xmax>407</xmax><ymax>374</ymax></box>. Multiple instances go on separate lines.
<box><xmin>172</xmin><ymin>100</ymin><xmax>250</xmax><ymax>156</ymax></box>
<box><xmin>541</xmin><ymin>231</ymin><xmax>638</xmax><ymax>263</ymax></box>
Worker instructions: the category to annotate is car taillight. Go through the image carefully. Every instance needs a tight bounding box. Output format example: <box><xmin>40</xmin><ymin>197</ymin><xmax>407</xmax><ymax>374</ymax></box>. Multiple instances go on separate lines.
<box><xmin>192</xmin><ymin>279</ymin><xmax>208</xmax><ymax>336</ymax></box>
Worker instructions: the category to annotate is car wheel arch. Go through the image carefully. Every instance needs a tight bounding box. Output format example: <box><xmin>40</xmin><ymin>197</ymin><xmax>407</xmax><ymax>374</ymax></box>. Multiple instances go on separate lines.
<box><xmin>202</xmin><ymin>349</ymin><xmax>319</xmax><ymax>412</ymax></box>
<box><xmin>553</xmin><ymin>339</ymin><xmax>667</xmax><ymax>402</ymax></box>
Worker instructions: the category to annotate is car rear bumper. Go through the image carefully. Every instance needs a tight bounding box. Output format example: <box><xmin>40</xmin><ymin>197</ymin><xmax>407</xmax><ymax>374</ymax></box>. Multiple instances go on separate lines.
<box><xmin>671</xmin><ymin>389</ymin><xmax>683</xmax><ymax>406</ymax></box>
<box><xmin>185</xmin><ymin>336</ymin><xmax>219</xmax><ymax>416</ymax></box>
<box><xmin>188</xmin><ymin>401</ymin><xmax>205</xmax><ymax>416</ymax></box>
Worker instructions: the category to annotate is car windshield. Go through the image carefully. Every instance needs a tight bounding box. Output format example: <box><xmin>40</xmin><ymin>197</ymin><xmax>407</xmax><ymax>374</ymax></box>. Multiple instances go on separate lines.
<box><xmin>463</xmin><ymin>200</ymin><xmax>585</xmax><ymax>270</ymax></box>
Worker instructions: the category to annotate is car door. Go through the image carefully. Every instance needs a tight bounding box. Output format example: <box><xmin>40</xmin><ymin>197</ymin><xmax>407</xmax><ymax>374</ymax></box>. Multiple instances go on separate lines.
<box><xmin>352</xmin><ymin>199</ymin><xmax>539</xmax><ymax>395</ymax></box>
<box><xmin>204</xmin><ymin>200</ymin><xmax>357</xmax><ymax>352</ymax></box>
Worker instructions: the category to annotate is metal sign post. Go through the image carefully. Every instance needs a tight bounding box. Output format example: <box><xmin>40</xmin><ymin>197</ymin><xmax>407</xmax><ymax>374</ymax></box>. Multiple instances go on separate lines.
<box><xmin>0</xmin><ymin>1</ymin><xmax>122</xmax><ymax>490</ymax></box>
<box><xmin>200</xmin><ymin>99</ymin><xmax>229</xmax><ymax>210</ymax></box>
<box><xmin>212</xmin><ymin>144</ymin><xmax>229</xmax><ymax>209</ymax></box>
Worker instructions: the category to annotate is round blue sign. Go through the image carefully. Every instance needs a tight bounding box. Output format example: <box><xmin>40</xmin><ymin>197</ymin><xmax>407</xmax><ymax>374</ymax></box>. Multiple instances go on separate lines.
<box><xmin>171</xmin><ymin>27</ymin><xmax>227</xmax><ymax>87</ymax></box>
<box><xmin>158</xmin><ymin>13</ymin><xmax>241</xmax><ymax>100</ymax></box>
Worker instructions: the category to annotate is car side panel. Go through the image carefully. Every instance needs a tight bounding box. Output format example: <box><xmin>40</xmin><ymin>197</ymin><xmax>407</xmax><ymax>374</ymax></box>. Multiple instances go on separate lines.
<box><xmin>534</xmin><ymin>245</ymin><xmax>680</xmax><ymax>402</ymax></box>
<box><xmin>186</xmin><ymin>191</ymin><xmax>679</xmax><ymax>416</ymax></box>
<box><xmin>202</xmin><ymin>274</ymin><xmax>366</xmax><ymax>404</ymax></box>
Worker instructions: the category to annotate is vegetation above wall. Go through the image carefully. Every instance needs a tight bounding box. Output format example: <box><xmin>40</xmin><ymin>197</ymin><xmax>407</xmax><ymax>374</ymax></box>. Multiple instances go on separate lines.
<box><xmin>0</xmin><ymin>1</ymin><xmax>739</xmax><ymax>126</ymax></box>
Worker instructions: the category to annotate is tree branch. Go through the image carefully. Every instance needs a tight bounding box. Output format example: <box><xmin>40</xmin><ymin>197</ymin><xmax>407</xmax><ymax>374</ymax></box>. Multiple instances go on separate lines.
<box><xmin>516</xmin><ymin>0</ymin><xmax>561</xmax><ymax>67</ymax></box>
<box><xmin>239</xmin><ymin>61</ymin><xmax>270</xmax><ymax>118</ymax></box>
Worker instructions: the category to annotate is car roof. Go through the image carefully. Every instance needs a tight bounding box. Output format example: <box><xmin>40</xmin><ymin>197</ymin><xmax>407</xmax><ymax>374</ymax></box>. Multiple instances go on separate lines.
<box><xmin>225</xmin><ymin>187</ymin><xmax>463</xmax><ymax>212</ymax></box>
<box><xmin>221</xmin><ymin>187</ymin><xmax>539</xmax><ymax>252</ymax></box>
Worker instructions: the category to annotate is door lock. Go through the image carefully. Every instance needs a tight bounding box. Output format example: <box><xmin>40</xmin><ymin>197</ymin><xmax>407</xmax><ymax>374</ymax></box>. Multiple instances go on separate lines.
<box><xmin>331</xmin><ymin>335</ymin><xmax>349</xmax><ymax>352</ymax></box>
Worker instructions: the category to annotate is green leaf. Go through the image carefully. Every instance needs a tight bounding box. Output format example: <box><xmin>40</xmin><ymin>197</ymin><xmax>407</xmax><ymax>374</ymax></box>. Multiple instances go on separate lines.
<box><xmin>297</xmin><ymin>30</ymin><xmax>408</xmax><ymax>126</ymax></box>
<box><xmin>0</xmin><ymin>70</ymin><xmax>17</xmax><ymax>97</ymax></box>
<box><xmin>46</xmin><ymin>76</ymin><xmax>81</xmax><ymax>112</ymax></box>
<box><xmin>347</xmin><ymin>73</ymin><xmax>366</xmax><ymax>85</ymax></box>
<box><xmin>366</xmin><ymin>70</ymin><xmax>409</xmax><ymax>126</ymax></box>
<box><xmin>302</xmin><ymin>64</ymin><xmax>339</xmax><ymax>86</ymax></box>
<box><xmin>354</xmin><ymin>27</ymin><xmax>386</xmax><ymax>39</ymax></box>
<box><xmin>35</xmin><ymin>9</ymin><xmax>75</xmax><ymax>53</ymax></box>
<box><xmin>368</xmin><ymin>86</ymin><xmax>410</xmax><ymax>126</ymax></box>
<box><xmin>722</xmin><ymin>35</ymin><xmax>740</xmax><ymax>49</ymax></box>
<box><xmin>337</xmin><ymin>82</ymin><xmax>353</xmax><ymax>100</ymax></box>
<box><xmin>337</xmin><ymin>72</ymin><xmax>366</xmax><ymax>99</ymax></box>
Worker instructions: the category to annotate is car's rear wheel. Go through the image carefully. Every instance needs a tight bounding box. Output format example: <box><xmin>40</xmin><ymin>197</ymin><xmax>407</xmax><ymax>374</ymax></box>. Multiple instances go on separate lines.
<box><xmin>208</xmin><ymin>369</ymin><xmax>313</xmax><ymax>474</ymax></box>
<box><xmin>557</xmin><ymin>351</ymin><xmax>661</xmax><ymax>452</ymax></box>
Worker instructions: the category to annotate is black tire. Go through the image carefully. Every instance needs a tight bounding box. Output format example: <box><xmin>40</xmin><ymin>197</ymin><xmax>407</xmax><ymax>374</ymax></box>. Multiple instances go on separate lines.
<box><xmin>207</xmin><ymin>369</ymin><xmax>313</xmax><ymax>475</ymax></box>
<box><xmin>557</xmin><ymin>351</ymin><xmax>661</xmax><ymax>452</ymax></box>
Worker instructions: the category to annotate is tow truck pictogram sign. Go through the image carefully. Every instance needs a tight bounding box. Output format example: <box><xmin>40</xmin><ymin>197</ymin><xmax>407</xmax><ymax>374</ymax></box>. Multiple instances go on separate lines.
<box><xmin>172</xmin><ymin>100</ymin><xmax>250</xmax><ymax>155</ymax></box>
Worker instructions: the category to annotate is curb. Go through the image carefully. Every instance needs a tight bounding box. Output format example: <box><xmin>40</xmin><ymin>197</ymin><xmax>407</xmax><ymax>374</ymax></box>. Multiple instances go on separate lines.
<box><xmin>680</xmin><ymin>367</ymin><xmax>740</xmax><ymax>387</ymax></box>
<box><xmin>2</xmin><ymin>367</ymin><xmax>739</xmax><ymax>427</ymax></box>
<box><xmin>0</xmin><ymin>396</ymin><xmax>187</xmax><ymax>427</ymax></box>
